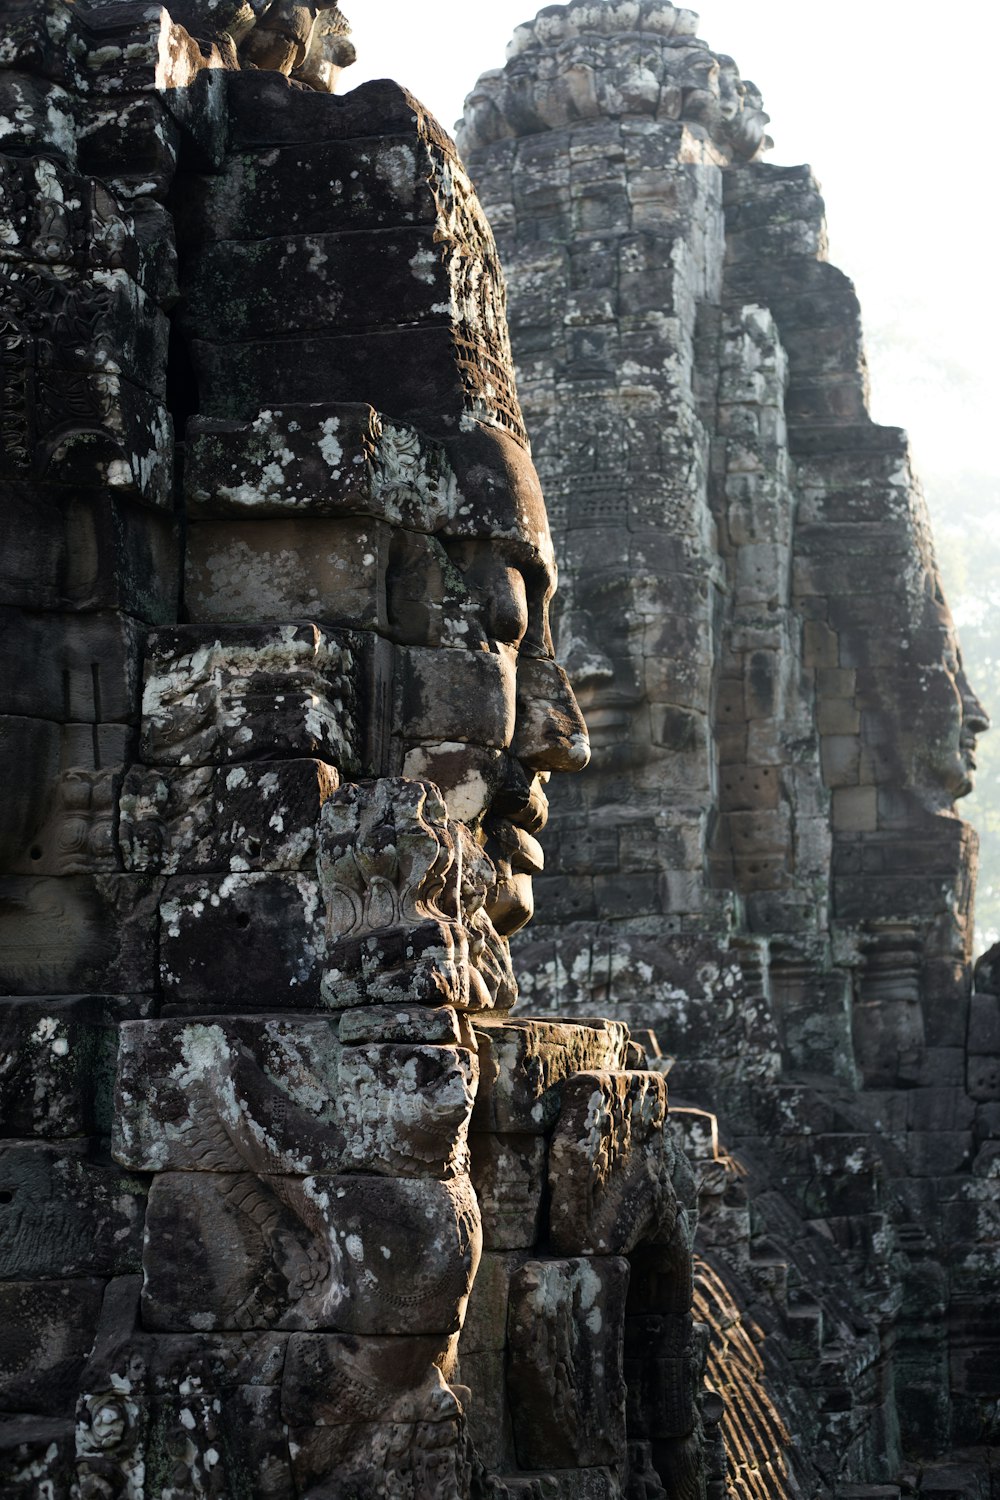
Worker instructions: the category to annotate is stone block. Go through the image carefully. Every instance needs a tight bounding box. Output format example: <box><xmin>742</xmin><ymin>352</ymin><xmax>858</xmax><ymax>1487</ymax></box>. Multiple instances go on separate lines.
<box><xmin>120</xmin><ymin>760</ymin><xmax>339</xmax><ymax>874</ymax></box>
<box><xmin>624</xmin><ymin>1314</ymin><xmax>699</xmax><ymax>1440</ymax></box>
<box><xmin>0</xmin><ymin>1416</ymin><xmax>75</xmax><ymax>1496</ymax></box>
<box><xmin>141</xmin><ymin>1171</ymin><xmax>481</xmax><ymax>1336</ymax></box>
<box><xmin>114</xmin><ymin>1016</ymin><xmax>477</xmax><ymax>1180</ymax></box>
<box><xmin>0</xmin><ymin>715</ymin><xmax>60</xmax><ymax>874</ymax></box>
<box><xmin>968</xmin><ymin>993</ymin><xmax>1000</xmax><ymax>1056</ymax></box>
<box><xmin>905</xmin><ymin>1132</ymin><xmax>973</xmax><ymax>1178</ymax></box>
<box><xmin>33</xmin><ymin>370</ymin><xmax>172</xmax><ymax>508</ymax></box>
<box><xmin>337</xmin><ymin>1004</ymin><xmax>464</xmax><ymax>1047</ymax></box>
<box><xmin>188</xmin><ymin>403</ymin><xmax>367</xmax><ymax>518</ymax></box>
<box><xmin>0</xmin><ymin>874</ymin><xmax>162</xmax><ymax>995</ymax></box>
<box><xmin>821</xmin><ymin>735</ymin><xmax>861</xmax><ymax>789</ymax></box>
<box><xmin>0</xmin><ymin>993</ymin><xmax>151</xmax><ymax>1140</ymax></box>
<box><xmin>0</xmin><ymin>1143</ymin><xmax>145</xmax><ymax>1279</ymax></box>
<box><xmin>0</xmin><ymin>75</ymin><xmax>77</xmax><ymax>166</ymax></box>
<box><xmin>158</xmin><ymin>874</ymin><xmax>327</xmax><ymax>1008</ymax></box>
<box><xmin>285</xmin><ymin>1391</ymin><xmax>473</xmax><ymax>1500</ymax></box>
<box><xmin>472</xmin><ymin>1018</ymin><xmax>630</xmax><ymax>1133</ymax></box>
<box><xmin>831</xmin><ymin>786</ymin><xmax>876</xmax><ymax>832</ymax></box>
<box><xmin>0</xmin><ymin>607</ymin><xmax>144</xmax><ymax>724</ymax></box>
<box><xmin>456</xmin><ymin>1347</ymin><xmax>512</xmax><ymax>1472</ymax></box>
<box><xmin>222</xmin><ymin>74</ymin><xmax>453</xmax><ymax>149</ymax></box>
<box><xmin>718</xmin><ymin>765</ymin><xmax>780</xmax><ymax>812</ymax></box>
<box><xmin>399</xmin><ymin>645</ymin><xmax>517</xmax><ymax>750</ymax></box>
<box><xmin>507</xmin><ymin>1256</ymin><xmax>629</xmax><ymax>1470</ymax></box>
<box><xmin>905</xmin><ymin>1088</ymin><xmax>976</xmax><ymax>1134</ymax></box>
<box><xmin>817</xmin><ymin>697</ymin><xmax>861</xmax><ymax>735</ymax></box>
<box><xmin>726</xmin><ymin>809</ymin><xmax>791</xmax><ymax>858</ymax></box>
<box><xmin>184</xmin><ymin>518</ymin><xmax>390</xmax><ymax>629</ymax></box>
<box><xmin>182</xmin><ymin>226</ymin><xmax>448</xmax><ymax>342</ymax></box>
<box><xmin>503</xmin><ymin>1472</ymin><xmax>620</xmax><ymax>1500</ymax></box>
<box><xmin>968</xmin><ymin>1056</ymin><xmax>1000</xmax><ymax>1103</ymax></box>
<box><xmin>460</xmin><ymin>1249</ymin><xmax>525</xmax><ymax>1355</ymax></box>
<box><xmin>3</xmin><ymin>759</ymin><xmax>127</xmax><ymax>878</ymax></box>
<box><xmin>469</xmin><ymin>1132</ymin><xmax>546</xmax><ymax>1250</ymax></box>
<box><xmin>0</xmin><ymin>1278</ymin><xmax>104</xmax><ymax>1416</ymax></box>
<box><xmin>280</xmin><ymin>1333</ymin><xmax>452</xmax><ymax>1426</ymax></box>
<box><xmin>178</xmin><ymin>137</ymin><xmax>438</xmax><ymax>243</ymax></box>
<box><xmin>802</xmin><ymin>620</ymin><xmax>839</xmax><ymax>669</ymax></box>
<box><xmin>189</xmin><ymin>325</ymin><xmax>473</xmax><ymax>429</ymax></box>
<box><xmin>0</xmin><ymin>484</ymin><xmax>178</xmax><ymax>621</ymax></box>
<box><xmin>140</xmin><ymin>624</ymin><xmax>361</xmax><ymax>772</ymax></box>
<box><xmin>548</xmin><ymin>1071</ymin><xmax>675</xmax><ymax>1256</ymax></box>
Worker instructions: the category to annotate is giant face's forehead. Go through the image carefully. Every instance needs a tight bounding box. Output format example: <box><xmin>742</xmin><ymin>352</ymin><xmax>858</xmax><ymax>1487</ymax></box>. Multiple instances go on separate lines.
<box><xmin>186</xmin><ymin>406</ymin><xmax>553</xmax><ymax>571</ymax></box>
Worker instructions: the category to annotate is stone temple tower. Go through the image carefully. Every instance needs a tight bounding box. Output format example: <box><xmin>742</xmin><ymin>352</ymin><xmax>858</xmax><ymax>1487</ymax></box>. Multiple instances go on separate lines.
<box><xmin>459</xmin><ymin>0</ymin><xmax>999</xmax><ymax>1487</ymax></box>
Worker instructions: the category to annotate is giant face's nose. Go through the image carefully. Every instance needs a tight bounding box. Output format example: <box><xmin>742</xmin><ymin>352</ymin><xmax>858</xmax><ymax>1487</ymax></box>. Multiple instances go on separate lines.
<box><xmin>959</xmin><ymin>669</ymin><xmax>991</xmax><ymax>739</ymax></box>
<box><xmin>511</xmin><ymin>656</ymin><xmax>591</xmax><ymax>773</ymax></box>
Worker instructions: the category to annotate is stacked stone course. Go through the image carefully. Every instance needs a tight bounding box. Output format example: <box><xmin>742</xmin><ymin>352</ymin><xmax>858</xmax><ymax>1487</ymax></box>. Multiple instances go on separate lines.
<box><xmin>459</xmin><ymin>1</ymin><xmax>999</xmax><ymax>1491</ymax></box>
<box><xmin>0</xmin><ymin>3</ymin><xmax>722</xmax><ymax>1496</ymax></box>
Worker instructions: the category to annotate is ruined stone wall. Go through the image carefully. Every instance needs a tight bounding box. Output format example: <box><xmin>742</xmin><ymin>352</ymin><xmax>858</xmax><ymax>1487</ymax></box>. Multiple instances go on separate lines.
<box><xmin>0</xmin><ymin>5</ymin><xmax>721</xmax><ymax>1497</ymax></box>
<box><xmin>459</xmin><ymin>1</ymin><xmax>1000</xmax><ymax>1490</ymax></box>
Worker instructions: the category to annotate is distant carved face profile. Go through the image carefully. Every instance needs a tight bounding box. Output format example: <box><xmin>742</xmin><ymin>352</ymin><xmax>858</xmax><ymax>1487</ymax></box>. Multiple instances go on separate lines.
<box><xmin>911</xmin><ymin>581</ymin><xmax>989</xmax><ymax>802</ymax></box>
<box><xmin>384</xmin><ymin>425</ymin><xmax>591</xmax><ymax>938</ymax></box>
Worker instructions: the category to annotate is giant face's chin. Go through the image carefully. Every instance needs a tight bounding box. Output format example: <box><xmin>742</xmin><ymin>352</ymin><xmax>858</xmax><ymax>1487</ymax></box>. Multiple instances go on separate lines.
<box><xmin>481</xmin><ymin>772</ymin><xmax>549</xmax><ymax>937</ymax></box>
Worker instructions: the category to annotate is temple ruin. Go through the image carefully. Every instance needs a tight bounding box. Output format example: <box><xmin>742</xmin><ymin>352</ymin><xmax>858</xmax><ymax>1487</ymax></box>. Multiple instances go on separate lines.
<box><xmin>0</xmin><ymin>0</ymin><xmax>997</xmax><ymax>1496</ymax></box>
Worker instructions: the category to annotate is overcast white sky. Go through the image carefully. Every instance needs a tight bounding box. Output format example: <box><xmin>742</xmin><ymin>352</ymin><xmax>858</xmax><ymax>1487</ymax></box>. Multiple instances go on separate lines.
<box><xmin>345</xmin><ymin>1</ymin><xmax>999</xmax><ymax>507</ymax></box>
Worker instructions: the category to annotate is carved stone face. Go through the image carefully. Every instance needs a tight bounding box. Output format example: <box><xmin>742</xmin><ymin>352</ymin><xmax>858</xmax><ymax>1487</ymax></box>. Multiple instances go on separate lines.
<box><xmin>910</xmin><ymin>580</ymin><xmax>990</xmax><ymax>803</ymax></box>
<box><xmin>401</xmin><ymin>426</ymin><xmax>591</xmax><ymax>937</ymax></box>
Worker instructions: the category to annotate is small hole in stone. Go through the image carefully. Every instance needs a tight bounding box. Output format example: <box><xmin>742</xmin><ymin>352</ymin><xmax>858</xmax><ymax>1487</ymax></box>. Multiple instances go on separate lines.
<box><xmin>0</xmin><ymin>1191</ymin><xmax>13</xmax><ymax>1205</ymax></box>
<box><xmin>236</xmin><ymin>913</ymin><xmax>251</xmax><ymax>930</ymax></box>
<box><xmin>29</xmin><ymin>846</ymin><xmax>43</xmax><ymax>861</ymax></box>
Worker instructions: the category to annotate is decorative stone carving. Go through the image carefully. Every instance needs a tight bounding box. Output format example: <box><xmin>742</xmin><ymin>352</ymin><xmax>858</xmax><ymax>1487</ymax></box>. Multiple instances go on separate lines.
<box><xmin>318</xmin><ymin>778</ymin><xmax>514</xmax><ymax>1014</ymax></box>
<box><xmin>0</xmin><ymin>2</ymin><xmax>711</xmax><ymax>1496</ymax></box>
<box><xmin>460</xmin><ymin>1</ymin><xmax>998</xmax><ymax>1488</ymax></box>
<box><xmin>114</xmin><ymin>1015</ymin><xmax>477</xmax><ymax>1178</ymax></box>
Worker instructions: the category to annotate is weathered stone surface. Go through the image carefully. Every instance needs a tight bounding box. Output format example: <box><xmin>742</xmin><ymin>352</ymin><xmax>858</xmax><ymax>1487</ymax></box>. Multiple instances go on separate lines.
<box><xmin>158</xmin><ymin>873</ymin><xmax>327</xmax><ymax>1008</ymax></box>
<box><xmin>0</xmin><ymin>607</ymin><xmax>144</xmax><ymax>723</ymax></box>
<box><xmin>624</xmin><ymin>1315</ymin><xmax>700</xmax><ymax>1442</ymax></box>
<box><xmin>319</xmin><ymin>779</ymin><xmax>515</xmax><ymax>1014</ymax></box>
<box><xmin>462</xmin><ymin>2</ymin><xmax>999</xmax><ymax>1485</ymax></box>
<box><xmin>460</xmin><ymin>1249</ymin><xmax>526</xmax><ymax>1356</ymax></box>
<box><xmin>280</xmin><ymin>1333</ymin><xmax>453</xmax><ymax>1426</ymax></box>
<box><xmin>472</xmin><ymin>1018</ymin><xmax>631</xmax><ymax>1133</ymax></box>
<box><xmin>2</xmin><ymin>758</ymin><xmax>126</xmax><ymax>879</ymax></box>
<box><xmin>183</xmin><ymin>403</ymin><xmax>457</xmax><ymax>531</ymax></box>
<box><xmin>0</xmin><ymin>1278</ymin><xmax>104</xmax><ymax>1416</ymax></box>
<box><xmin>0</xmin><ymin>1415</ymin><xmax>75</xmax><ymax>1497</ymax></box>
<box><xmin>120</xmin><ymin>759</ymin><xmax>339</xmax><ymax>874</ymax></box>
<box><xmin>140</xmin><ymin>624</ymin><xmax>361</xmax><ymax>772</ymax></box>
<box><xmin>337</xmin><ymin>1004</ymin><xmax>465</xmax><ymax>1047</ymax></box>
<box><xmin>507</xmin><ymin>1256</ymin><xmax>629</xmax><ymax>1471</ymax></box>
<box><xmin>178</xmin><ymin>138</ymin><xmax>438</xmax><ymax>244</ymax></box>
<box><xmin>469</xmin><ymin>1132</ymin><xmax>547</xmax><ymax>1251</ymax></box>
<box><xmin>114</xmin><ymin>1016</ymin><xmax>476</xmax><ymax>1179</ymax></box>
<box><xmin>184</xmin><ymin>518</ymin><xmax>392</xmax><ymax>629</ymax></box>
<box><xmin>0</xmin><ymin>1143</ymin><xmax>145</xmax><ymax>1278</ymax></box>
<box><xmin>141</xmin><ymin>1171</ymin><xmax>482</xmax><ymax>1335</ymax></box>
<box><xmin>0</xmin><ymin>994</ymin><xmax>152</xmax><ymax>1139</ymax></box>
<box><xmin>0</xmin><ymin>8</ymin><xmax>701</xmax><ymax>1495</ymax></box>
<box><xmin>286</xmin><ymin>1390</ymin><xmax>478</xmax><ymax>1500</ymax></box>
<box><xmin>547</xmin><ymin>1070</ymin><xmax>676</xmax><ymax>1256</ymax></box>
<box><xmin>0</xmin><ymin>874</ymin><xmax>162</xmax><ymax>994</ymax></box>
<box><xmin>181</xmin><ymin>227</ymin><xmax>452</xmax><ymax>342</ymax></box>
